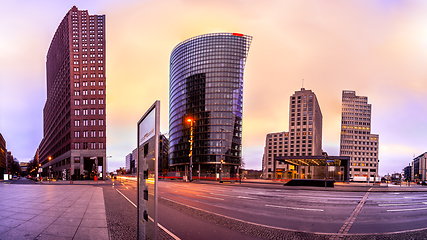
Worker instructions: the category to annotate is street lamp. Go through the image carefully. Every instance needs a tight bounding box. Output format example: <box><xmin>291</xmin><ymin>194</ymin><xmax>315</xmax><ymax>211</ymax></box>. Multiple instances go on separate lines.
<box><xmin>220</xmin><ymin>128</ymin><xmax>224</xmax><ymax>183</ymax></box>
<box><xmin>186</xmin><ymin>118</ymin><xmax>195</xmax><ymax>182</ymax></box>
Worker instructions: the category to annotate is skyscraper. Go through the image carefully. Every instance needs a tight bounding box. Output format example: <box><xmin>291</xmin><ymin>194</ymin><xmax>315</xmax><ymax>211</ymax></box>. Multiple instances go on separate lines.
<box><xmin>38</xmin><ymin>6</ymin><xmax>106</xmax><ymax>180</ymax></box>
<box><xmin>169</xmin><ymin>33</ymin><xmax>252</xmax><ymax>178</ymax></box>
<box><xmin>339</xmin><ymin>90</ymin><xmax>379</xmax><ymax>179</ymax></box>
<box><xmin>262</xmin><ymin>88</ymin><xmax>323</xmax><ymax>179</ymax></box>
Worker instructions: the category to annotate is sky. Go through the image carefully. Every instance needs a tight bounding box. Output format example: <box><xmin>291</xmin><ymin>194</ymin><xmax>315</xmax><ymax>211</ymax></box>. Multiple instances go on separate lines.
<box><xmin>1</xmin><ymin>0</ymin><xmax>427</xmax><ymax>176</ymax></box>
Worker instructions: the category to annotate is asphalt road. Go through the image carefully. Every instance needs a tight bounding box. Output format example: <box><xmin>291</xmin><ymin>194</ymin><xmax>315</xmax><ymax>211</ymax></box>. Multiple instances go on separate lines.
<box><xmin>110</xmin><ymin>177</ymin><xmax>427</xmax><ymax>239</ymax></box>
<box><xmin>108</xmin><ymin>178</ymin><xmax>263</xmax><ymax>240</ymax></box>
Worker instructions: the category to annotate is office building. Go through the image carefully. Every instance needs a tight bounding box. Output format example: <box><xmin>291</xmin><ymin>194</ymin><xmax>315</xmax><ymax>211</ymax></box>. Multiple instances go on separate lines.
<box><xmin>0</xmin><ymin>133</ymin><xmax>6</xmax><ymax>179</ymax></box>
<box><xmin>412</xmin><ymin>152</ymin><xmax>427</xmax><ymax>183</ymax></box>
<box><xmin>37</xmin><ymin>6</ymin><xmax>106</xmax><ymax>180</ymax></box>
<box><xmin>127</xmin><ymin>134</ymin><xmax>169</xmax><ymax>175</ymax></box>
<box><xmin>339</xmin><ymin>90</ymin><xmax>379</xmax><ymax>178</ymax></box>
<box><xmin>262</xmin><ymin>88</ymin><xmax>323</xmax><ymax>179</ymax></box>
<box><xmin>169</xmin><ymin>33</ymin><xmax>252</xmax><ymax>178</ymax></box>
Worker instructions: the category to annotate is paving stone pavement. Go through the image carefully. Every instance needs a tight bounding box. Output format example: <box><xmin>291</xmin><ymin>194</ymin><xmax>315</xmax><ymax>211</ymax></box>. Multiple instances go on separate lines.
<box><xmin>0</xmin><ymin>182</ymin><xmax>108</xmax><ymax>240</ymax></box>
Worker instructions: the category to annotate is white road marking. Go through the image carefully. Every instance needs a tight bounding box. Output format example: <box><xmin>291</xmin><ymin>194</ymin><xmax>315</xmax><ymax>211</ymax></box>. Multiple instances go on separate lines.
<box><xmin>387</xmin><ymin>207</ymin><xmax>427</xmax><ymax>212</ymax></box>
<box><xmin>115</xmin><ymin>189</ymin><xmax>181</xmax><ymax>240</ymax></box>
<box><xmin>196</xmin><ymin>195</ymin><xmax>224</xmax><ymax>201</ymax></box>
<box><xmin>209</xmin><ymin>192</ymin><xmax>257</xmax><ymax>200</ymax></box>
<box><xmin>379</xmin><ymin>202</ymin><xmax>427</xmax><ymax>207</ymax></box>
<box><xmin>265</xmin><ymin>204</ymin><xmax>324</xmax><ymax>212</ymax></box>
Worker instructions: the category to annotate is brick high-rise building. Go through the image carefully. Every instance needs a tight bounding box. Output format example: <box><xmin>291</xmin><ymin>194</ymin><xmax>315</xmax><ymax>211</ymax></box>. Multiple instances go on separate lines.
<box><xmin>38</xmin><ymin>6</ymin><xmax>106</xmax><ymax>180</ymax></box>
<box><xmin>339</xmin><ymin>90</ymin><xmax>379</xmax><ymax>179</ymax></box>
<box><xmin>0</xmin><ymin>133</ymin><xmax>6</xmax><ymax>179</ymax></box>
<box><xmin>262</xmin><ymin>88</ymin><xmax>323</xmax><ymax>179</ymax></box>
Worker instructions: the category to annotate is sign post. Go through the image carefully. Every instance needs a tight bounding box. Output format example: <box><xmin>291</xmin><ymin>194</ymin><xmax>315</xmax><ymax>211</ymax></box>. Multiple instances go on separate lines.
<box><xmin>137</xmin><ymin>101</ymin><xmax>160</xmax><ymax>240</ymax></box>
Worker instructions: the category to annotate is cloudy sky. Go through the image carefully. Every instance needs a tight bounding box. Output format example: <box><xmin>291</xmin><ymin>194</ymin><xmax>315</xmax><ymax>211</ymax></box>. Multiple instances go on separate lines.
<box><xmin>1</xmin><ymin>0</ymin><xmax>426</xmax><ymax>175</ymax></box>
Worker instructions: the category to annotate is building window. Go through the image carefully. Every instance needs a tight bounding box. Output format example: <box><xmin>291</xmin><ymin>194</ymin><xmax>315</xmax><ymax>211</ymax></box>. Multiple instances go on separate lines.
<box><xmin>99</xmin><ymin>142</ymin><xmax>104</xmax><ymax>149</ymax></box>
<box><xmin>74</xmin><ymin>120</ymin><xmax>80</xmax><ymax>126</ymax></box>
<box><xmin>99</xmin><ymin>119</ymin><xmax>104</xmax><ymax>126</ymax></box>
<box><xmin>99</xmin><ymin>109</ymin><xmax>104</xmax><ymax>115</ymax></box>
<box><xmin>91</xmin><ymin>109</ymin><xmax>96</xmax><ymax>115</ymax></box>
<box><xmin>99</xmin><ymin>81</ymin><xmax>104</xmax><ymax>86</ymax></box>
<box><xmin>91</xmin><ymin>89</ymin><xmax>96</xmax><ymax>95</ymax></box>
<box><xmin>74</xmin><ymin>100</ymin><xmax>80</xmax><ymax>105</ymax></box>
<box><xmin>74</xmin><ymin>131</ymin><xmax>80</xmax><ymax>138</ymax></box>
<box><xmin>91</xmin><ymin>131</ymin><xmax>96</xmax><ymax>137</ymax></box>
<box><xmin>99</xmin><ymin>99</ymin><xmax>104</xmax><ymax>104</ymax></box>
<box><xmin>91</xmin><ymin>119</ymin><xmax>96</xmax><ymax>126</ymax></box>
<box><xmin>74</xmin><ymin>91</ymin><xmax>80</xmax><ymax>96</ymax></box>
<box><xmin>74</xmin><ymin>157</ymin><xmax>80</xmax><ymax>163</ymax></box>
<box><xmin>83</xmin><ymin>99</ymin><xmax>88</xmax><ymax>105</ymax></box>
<box><xmin>83</xmin><ymin>109</ymin><xmax>88</xmax><ymax>115</ymax></box>
<box><xmin>82</xmin><ymin>81</ymin><xmax>88</xmax><ymax>86</ymax></box>
<box><xmin>90</xmin><ymin>99</ymin><xmax>96</xmax><ymax>105</ymax></box>
<box><xmin>91</xmin><ymin>81</ymin><xmax>96</xmax><ymax>86</ymax></box>
<box><xmin>83</xmin><ymin>120</ymin><xmax>88</xmax><ymax>126</ymax></box>
<box><xmin>74</xmin><ymin>82</ymin><xmax>80</xmax><ymax>87</ymax></box>
<box><xmin>74</xmin><ymin>110</ymin><xmax>80</xmax><ymax>116</ymax></box>
<box><xmin>99</xmin><ymin>130</ymin><xmax>104</xmax><ymax>137</ymax></box>
<box><xmin>91</xmin><ymin>142</ymin><xmax>96</xmax><ymax>149</ymax></box>
<box><xmin>83</xmin><ymin>142</ymin><xmax>88</xmax><ymax>149</ymax></box>
<box><xmin>83</xmin><ymin>131</ymin><xmax>88</xmax><ymax>138</ymax></box>
<box><xmin>74</xmin><ymin>143</ymin><xmax>80</xmax><ymax>149</ymax></box>
<box><xmin>99</xmin><ymin>89</ymin><xmax>104</xmax><ymax>95</ymax></box>
<box><xmin>83</xmin><ymin>90</ymin><xmax>88</xmax><ymax>95</ymax></box>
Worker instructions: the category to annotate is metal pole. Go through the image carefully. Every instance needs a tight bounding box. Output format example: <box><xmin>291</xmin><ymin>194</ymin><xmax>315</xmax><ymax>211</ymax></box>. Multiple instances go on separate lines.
<box><xmin>325</xmin><ymin>157</ymin><xmax>327</xmax><ymax>188</ymax></box>
<box><xmin>189</xmin><ymin>120</ymin><xmax>193</xmax><ymax>182</ymax></box>
<box><xmin>220</xmin><ymin>128</ymin><xmax>224</xmax><ymax>183</ymax></box>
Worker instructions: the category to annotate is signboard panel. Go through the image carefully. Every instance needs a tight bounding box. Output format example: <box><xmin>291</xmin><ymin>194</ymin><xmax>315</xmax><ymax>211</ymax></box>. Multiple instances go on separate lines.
<box><xmin>137</xmin><ymin>101</ymin><xmax>159</xmax><ymax>240</ymax></box>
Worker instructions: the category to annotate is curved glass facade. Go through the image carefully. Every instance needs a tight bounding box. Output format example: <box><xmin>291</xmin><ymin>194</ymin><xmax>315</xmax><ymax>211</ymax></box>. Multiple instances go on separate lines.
<box><xmin>169</xmin><ymin>33</ymin><xmax>252</xmax><ymax>175</ymax></box>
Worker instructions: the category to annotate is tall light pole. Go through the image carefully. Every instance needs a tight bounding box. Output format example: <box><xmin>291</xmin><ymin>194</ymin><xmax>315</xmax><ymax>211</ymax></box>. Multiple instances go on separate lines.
<box><xmin>220</xmin><ymin>128</ymin><xmax>224</xmax><ymax>183</ymax></box>
<box><xmin>187</xmin><ymin>118</ymin><xmax>194</xmax><ymax>182</ymax></box>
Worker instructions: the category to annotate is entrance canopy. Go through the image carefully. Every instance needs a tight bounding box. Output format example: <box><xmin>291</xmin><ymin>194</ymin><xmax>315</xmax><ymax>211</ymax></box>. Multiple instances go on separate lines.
<box><xmin>273</xmin><ymin>155</ymin><xmax>350</xmax><ymax>182</ymax></box>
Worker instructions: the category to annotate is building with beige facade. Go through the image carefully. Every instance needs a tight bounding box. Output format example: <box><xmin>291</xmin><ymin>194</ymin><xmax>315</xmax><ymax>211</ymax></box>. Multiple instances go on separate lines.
<box><xmin>339</xmin><ymin>90</ymin><xmax>379</xmax><ymax>179</ymax></box>
<box><xmin>262</xmin><ymin>88</ymin><xmax>323</xmax><ymax>179</ymax></box>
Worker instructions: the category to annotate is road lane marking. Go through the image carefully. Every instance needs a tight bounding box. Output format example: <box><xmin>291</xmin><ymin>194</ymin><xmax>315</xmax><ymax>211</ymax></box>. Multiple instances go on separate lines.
<box><xmin>196</xmin><ymin>195</ymin><xmax>224</xmax><ymax>200</ymax></box>
<box><xmin>209</xmin><ymin>192</ymin><xmax>257</xmax><ymax>200</ymax></box>
<box><xmin>387</xmin><ymin>207</ymin><xmax>427</xmax><ymax>212</ymax></box>
<box><xmin>115</xmin><ymin>189</ymin><xmax>181</xmax><ymax>240</ymax></box>
<box><xmin>379</xmin><ymin>202</ymin><xmax>427</xmax><ymax>206</ymax></box>
<box><xmin>265</xmin><ymin>204</ymin><xmax>323</xmax><ymax>212</ymax></box>
<box><xmin>336</xmin><ymin>187</ymin><xmax>372</xmax><ymax>236</ymax></box>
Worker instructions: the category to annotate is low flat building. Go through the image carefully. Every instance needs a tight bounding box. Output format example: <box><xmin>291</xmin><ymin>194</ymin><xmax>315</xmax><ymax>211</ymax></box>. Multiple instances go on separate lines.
<box><xmin>272</xmin><ymin>155</ymin><xmax>350</xmax><ymax>182</ymax></box>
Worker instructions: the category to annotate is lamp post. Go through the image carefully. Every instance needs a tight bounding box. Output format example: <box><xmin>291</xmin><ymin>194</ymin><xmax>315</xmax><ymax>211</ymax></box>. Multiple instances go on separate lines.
<box><xmin>220</xmin><ymin>128</ymin><xmax>224</xmax><ymax>183</ymax></box>
<box><xmin>187</xmin><ymin>118</ymin><xmax>194</xmax><ymax>182</ymax></box>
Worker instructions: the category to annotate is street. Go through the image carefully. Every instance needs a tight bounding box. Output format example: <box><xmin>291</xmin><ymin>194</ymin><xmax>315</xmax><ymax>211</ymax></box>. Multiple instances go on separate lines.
<box><xmin>110</xmin><ymin>177</ymin><xmax>427</xmax><ymax>239</ymax></box>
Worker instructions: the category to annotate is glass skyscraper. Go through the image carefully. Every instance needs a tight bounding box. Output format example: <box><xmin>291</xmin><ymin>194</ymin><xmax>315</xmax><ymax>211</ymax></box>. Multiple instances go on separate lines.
<box><xmin>169</xmin><ymin>33</ymin><xmax>252</xmax><ymax>178</ymax></box>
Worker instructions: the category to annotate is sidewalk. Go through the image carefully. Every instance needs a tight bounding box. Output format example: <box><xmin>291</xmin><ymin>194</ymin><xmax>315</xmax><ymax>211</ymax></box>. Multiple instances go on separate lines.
<box><xmin>0</xmin><ymin>183</ymin><xmax>108</xmax><ymax>240</ymax></box>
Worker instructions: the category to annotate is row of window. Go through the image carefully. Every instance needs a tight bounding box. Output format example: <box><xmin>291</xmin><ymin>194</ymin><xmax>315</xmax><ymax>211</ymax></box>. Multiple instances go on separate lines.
<box><xmin>341</xmin><ymin>145</ymin><xmax>378</xmax><ymax>150</ymax></box>
<box><xmin>74</xmin><ymin>142</ymin><xmax>104</xmax><ymax>149</ymax></box>
<box><xmin>73</xmin><ymin>59</ymin><xmax>103</xmax><ymax>64</ymax></box>
<box><xmin>267</xmin><ymin>152</ymin><xmax>312</xmax><ymax>159</ymax></box>
<box><xmin>73</xmin><ymin>53</ymin><xmax>104</xmax><ymax>59</ymax></box>
<box><xmin>74</xmin><ymin>89</ymin><xmax>104</xmax><ymax>96</ymax></box>
<box><xmin>74</xmin><ymin>66</ymin><xmax>104</xmax><ymax>71</ymax></box>
<box><xmin>74</xmin><ymin>109</ymin><xmax>104</xmax><ymax>115</ymax></box>
<box><xmin>341</xmin><ymin>151</ymin><xmax>377</xmax><ymax>156</ymax></box>
<box><xmin>74</xmin><ymin>99</ymin><xmax>104</xmax><ymax>105</ymax></box>
<box><xmin>74</xmin><ymin>81</ymin><xmax>104</xmax><ymax>87</ymax></box>
<box><xmin>74</xmin><ymin>130</ymin><xmax>104</xmax><ymax>138</ymax></box>
<box><xmin>74</xmin><ymin>119</ymin><xmax>104</xmax><ymax>126</ymax></box>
